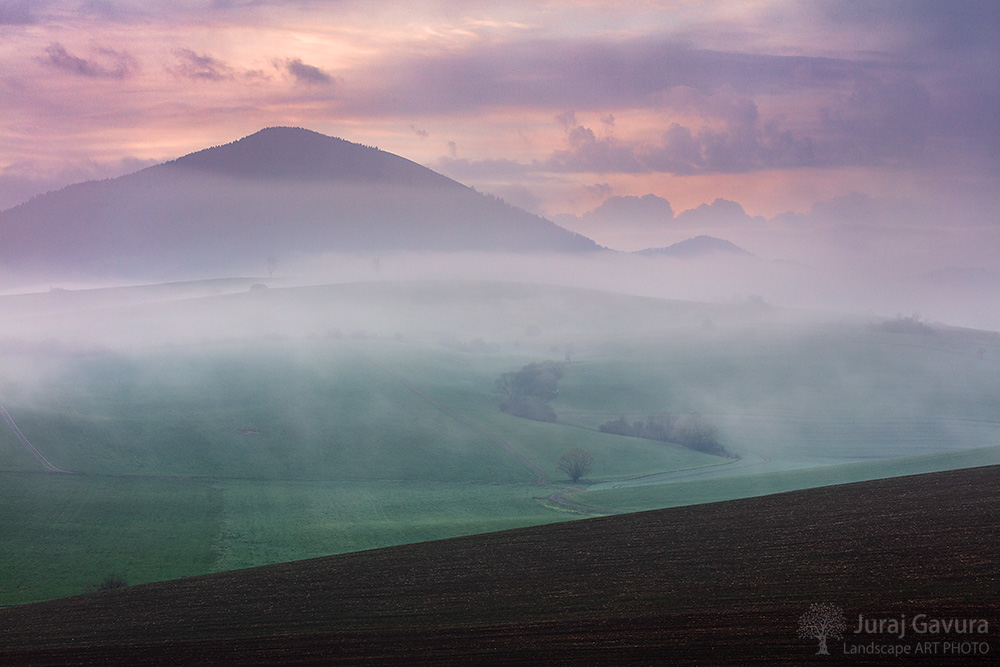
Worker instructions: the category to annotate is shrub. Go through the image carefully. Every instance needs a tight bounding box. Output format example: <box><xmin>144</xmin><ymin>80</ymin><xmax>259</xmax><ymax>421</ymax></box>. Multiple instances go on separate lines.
<box><xmin>98</xmin><ymin>574</ymin><xmax>129</xmax><ymax>591</ymax></box>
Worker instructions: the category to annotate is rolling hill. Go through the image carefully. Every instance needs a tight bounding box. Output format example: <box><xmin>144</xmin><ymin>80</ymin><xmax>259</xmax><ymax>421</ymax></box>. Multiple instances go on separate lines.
<box><xmin>0</xmin><ymin>127</ymin><xmax>598</xmax><ymax>283</ymax></box>
<box><xmin>2</xmin><ymin>278</ymin><xmax>999</xmax><ymax>608</ymax></box>
<box><xmin>1</xmin><ymin>464</ymin><xmax>996</xmax><ymax>665</ymax></box>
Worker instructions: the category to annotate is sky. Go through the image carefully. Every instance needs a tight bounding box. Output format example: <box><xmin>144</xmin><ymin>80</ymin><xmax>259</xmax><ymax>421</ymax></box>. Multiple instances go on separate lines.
<box><xmin>1</xmin><ymin>0</ymin><xmax>998</xmax><ymax>256</ymax></box>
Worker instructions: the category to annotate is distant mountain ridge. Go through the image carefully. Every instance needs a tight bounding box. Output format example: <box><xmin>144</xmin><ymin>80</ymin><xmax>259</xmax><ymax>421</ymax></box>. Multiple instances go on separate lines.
<box><xmin>0</xmin><ymin>128</ymin><xmax>598</xmax><ymax>283</ymax></box>
<box><xmin>636</xmin><ymin>235</ymin><xmax>753</xmax><ymax>258</ymax></box>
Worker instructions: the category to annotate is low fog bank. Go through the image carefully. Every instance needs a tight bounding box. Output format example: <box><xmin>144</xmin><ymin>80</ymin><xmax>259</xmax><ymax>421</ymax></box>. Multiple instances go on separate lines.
<box><xmin>1</xmin><ymin>248</ymin><xmax>998</xmax><ymax>354</ymax></box>
<box><xmin>286</xmin><ymin>250</ymin><xmax>1000</xmax><ymax>332</ymax></box>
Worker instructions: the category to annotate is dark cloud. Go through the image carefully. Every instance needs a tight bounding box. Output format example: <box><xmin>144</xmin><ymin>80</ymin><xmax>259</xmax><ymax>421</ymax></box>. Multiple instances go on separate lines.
<box><xmin>348</xmin><ymin>27</ymin><xmax>993</xmax><ymax>174</ymax></box>
<box><xmin>555</xmin><ymin>110</ymin><xmax>577</xmax><ymax>130</ymax></box>
<box><xmin>584</xmin><ymin>183</ymin><xmax>613</xmax><ymax>199</ymax></box>
<box><xmin>582</xmin><ymin>194</ymin><xmax>675</xmax><ymax>227</ymax></box>
<box><xmin>675</xmin><ymin>199</ymin><xmax>765</xmax><ymax>227</ymax></box>
<box><xmin>547</xmin><ymin>110</ymin><xmax>820</xmax><ymax>176</ymax></box>
<box><xmin>410</xmin><ymin>125</ymin><xmax>429</xmax><ymax>138</ymax></box>
<box><xmin>547</xmin><ymin>126</ymin><xmax>644</xmax><ymax>174</ymax></box>
<box><xmin>282</xmin><ymin>57</ymin><xmax>333</xmax><ymax>85</ymax></box>
<box><xmin>574</xmin><ymin>194</ymin><xmax>762</xmax><ymax>230</ymax></box>
<box><xmin>819</xmin><ymin>74</ymin><xmax>935</xmax><ymax>165</ymax></box>
<box><xmin>169</xmin><ymin>49</ymin><xmax>235</xmax><ymax>81</ymax></box>
<box><xmin>816</xmin><ymin>0</ymin><xmax>1000</xmax><ymax>57</ymax></box>
<box><xmin>812</xmin><ymin>0</ymin><xmax>1000</xmax><ymax>167</ymax></box>
<box><xmin>544</xmin><ymin>66</ymin><xmax>942</xmax><ymax>176</ymax></box>
<box><xmin>38</xmin><ymin>43</ymin><xmax>138</xmax><ymax>79</ymax></box>
<box><xmin>0</xmin><ymin>0</ymin><xmax>39</xmax><ymax>25</ymax></box>
<box><xmin>356</xmin><ymin>36</ymin><xmax>863</xmax><ymax>117</ymax></box>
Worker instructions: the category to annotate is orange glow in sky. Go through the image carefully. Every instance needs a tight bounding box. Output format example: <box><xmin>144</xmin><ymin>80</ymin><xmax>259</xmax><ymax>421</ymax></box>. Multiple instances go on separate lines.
<box><xmin>0</xmin><ymin>0</ymin><xmax>997</xmax><ymax>256</ymax></box>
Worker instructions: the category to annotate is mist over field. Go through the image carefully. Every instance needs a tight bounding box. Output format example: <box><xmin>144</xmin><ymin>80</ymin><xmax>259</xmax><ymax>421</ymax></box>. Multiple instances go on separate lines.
<box><xmin>0</xmin><ymin>9</ymin><xmax>998</xmax><ymax>651</ymax></box>
<box><xmin>1</xmin><ymin>124</ymin><xmax>998</xmax><ymax>611</ymax></box>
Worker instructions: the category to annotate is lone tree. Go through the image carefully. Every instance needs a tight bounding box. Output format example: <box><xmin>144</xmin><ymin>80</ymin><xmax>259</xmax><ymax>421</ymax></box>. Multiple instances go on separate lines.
<box><xmin>557</xmin><ymin>448</ymin><xmax>593</xmax><ymax>483</ymax></box>
<box><xmin>797</xmin><ymin>603</ymin><xmax>846</xmax><ymax>655</ymax></box>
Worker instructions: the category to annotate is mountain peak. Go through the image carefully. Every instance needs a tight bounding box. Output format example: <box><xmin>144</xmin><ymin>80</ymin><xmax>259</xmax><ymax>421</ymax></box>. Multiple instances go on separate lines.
<box><xmin>165</xmin><ymin>126</ymin><xmax>455</xmax><ymax>187</ymax></box>
<box><xmin>0</xmin><ymin>127</ymin><xmax>598</xmax><ymax>282</ymax></box>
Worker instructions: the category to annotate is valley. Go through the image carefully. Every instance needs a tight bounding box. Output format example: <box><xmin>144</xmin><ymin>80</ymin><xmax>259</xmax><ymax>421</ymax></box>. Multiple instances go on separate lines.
<box><xmin>2</xmin><ymin>279</ymin><xmax>997</xmax><ymax>606</ymax></box>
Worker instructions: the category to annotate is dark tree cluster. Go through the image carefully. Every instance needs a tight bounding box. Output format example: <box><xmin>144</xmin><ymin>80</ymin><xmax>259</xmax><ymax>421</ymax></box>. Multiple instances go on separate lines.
<box><xmin>495</xmin><ymin>361</ymin><xmax>565</xmax><ymax>423</ymax></box>
<box><xmin>599</xmin><ymin>413</ymin><xmax>735</xmax><ymax>458</ymax></box>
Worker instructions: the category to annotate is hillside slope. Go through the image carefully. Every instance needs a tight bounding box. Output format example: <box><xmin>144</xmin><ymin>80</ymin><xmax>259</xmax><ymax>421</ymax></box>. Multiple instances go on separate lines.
<box><xmin>0</xmin><ymin>128</ymin><xmax>598</xmax><ymax>282</ymax></box>
<box><xmin>1</xmin><ymin>465</ymin><xmax>996</xmax><ymax>665</ymax></box>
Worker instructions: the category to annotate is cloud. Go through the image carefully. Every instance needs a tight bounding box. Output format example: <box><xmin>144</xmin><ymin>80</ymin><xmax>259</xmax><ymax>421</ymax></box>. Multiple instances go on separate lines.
<box><xmin>169</xmin><ymin>48</ymin><xmax>235</xmax><ymax>81</ymax></box>
<box><xmin>582</xmin><ymin>194</ymin><xmax>674</xmax><ymax>227</ymax></box>
<box><xmin>281</xmin><ymin>57</ymin><xmax>333</xmax><ymax>85</ymax></box>
<box><xmin>38</xmin><ymin>43</ymin><xmax>138</xmax><ymax>79</ymax></box>
<box><xmin>675</xmin><ymin>199</ymin><xmax>765</xmax><ymax>227</ymax></box>
<box><xmin>547</xmin><ymin>126</ymin><xmax>644</xmax><ymax>174</ymax></box>
<box><xmin>819</xmin><ymin>74</ymin><xmax>935</xmax><ymax>165</ymax></box>
<box><xmin>344</xmin><ymin>28</ymin><xmax>986</xmax><ymax>174</ymax></box>
<box><xmin>0</xmin><ymin>0</ymin><xmax>39</xmax><ymax>25</ymax></box>
<box><xmin>791</xmin><ymin>192</ymin><xmax>930</xmax><ymax>229</ymax></box>
<box><xmin>576</xmin><ymin>194</ymin><xmax>762</xmax><ymax>230</ymax></box>
<box><xmin>547</xmin><ymin>111</ymin><xmax>821</xmax><ymax>176</ymax></box>
<box><xmin>354</xmin><ymin>36</ymin><xmax>862</xmax><ymax>118</ymax></box>
<box><xmin>584</xmin><ymin>183</ymin><xmax>613</xmax><ymax>199</ymax></box>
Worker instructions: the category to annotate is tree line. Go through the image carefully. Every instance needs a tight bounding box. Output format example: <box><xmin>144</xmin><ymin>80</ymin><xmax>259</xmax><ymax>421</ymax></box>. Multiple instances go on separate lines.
<box><xmin>598</xmin><ymin>413</ymin><xmax>736</xmax><ymax>458</ymax></box>
<box><xmin>494</xmin><ymin>360</ymin><xmax>565</xmax><ymax>422</ymax></box>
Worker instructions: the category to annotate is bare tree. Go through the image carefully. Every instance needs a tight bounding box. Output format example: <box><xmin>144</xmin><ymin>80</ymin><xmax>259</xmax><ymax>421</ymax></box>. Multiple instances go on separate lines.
<box><xmin>797</xmin><ymin>603</ymin><xmax>846</xmax><ymax>655</ymax></box>
<box><xmin>557</xmin><ymin>448</ymin><xmax>593</xmax><ymax>483</ymax></box>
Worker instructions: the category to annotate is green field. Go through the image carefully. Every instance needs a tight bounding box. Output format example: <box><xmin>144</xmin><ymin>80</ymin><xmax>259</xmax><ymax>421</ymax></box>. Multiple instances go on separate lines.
<box><xmin>1</xmin><ymin>279</ymin><xmax>998</xmax><ymax>605</ymax></box>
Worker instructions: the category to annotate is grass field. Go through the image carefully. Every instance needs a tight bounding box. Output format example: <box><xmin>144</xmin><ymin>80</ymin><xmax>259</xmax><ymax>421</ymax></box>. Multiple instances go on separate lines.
<box><xmin>1</xmin><ymin>464</ymin><xmax>997</xmax><ymax>665</ymax></box>
<box><xmin>0</xmin><ymin>473</ymin><xmax>219</xmax><ymax>604</ymax></box>
<box><xmin>1</xmin><ymin>279</ymin><xmax>998</xmax><ymax>605</ymax></box>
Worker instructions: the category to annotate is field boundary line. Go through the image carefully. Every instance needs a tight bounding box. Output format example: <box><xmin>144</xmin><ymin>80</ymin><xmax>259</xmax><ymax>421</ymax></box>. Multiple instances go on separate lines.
<box><xmin>0</xmin><ymin>402</ymin><xmax>71</xmax><ymax>473</ymax></box>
